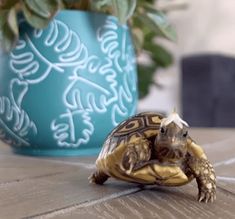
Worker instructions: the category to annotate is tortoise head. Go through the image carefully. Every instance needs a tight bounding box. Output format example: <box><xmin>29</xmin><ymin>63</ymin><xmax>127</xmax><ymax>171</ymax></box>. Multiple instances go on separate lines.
<box><xmin>154</xmin><ymin>112</ymin><xmax>189</xmax><ymax>163</ymax></box>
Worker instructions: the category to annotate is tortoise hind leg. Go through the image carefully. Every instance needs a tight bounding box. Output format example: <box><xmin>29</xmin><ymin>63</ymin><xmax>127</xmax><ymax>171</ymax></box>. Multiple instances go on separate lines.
<box><xmin>89</xmin><ymin>170</ymin><xmax>109</xmax><ymax>185</ymax></box>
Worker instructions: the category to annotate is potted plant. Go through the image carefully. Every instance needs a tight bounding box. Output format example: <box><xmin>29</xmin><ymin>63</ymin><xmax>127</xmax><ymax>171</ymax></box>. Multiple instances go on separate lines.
<box><xmin>0</xmin><ymin>0</ymin><xmax>176</xmax><ymax>156</ymax></box>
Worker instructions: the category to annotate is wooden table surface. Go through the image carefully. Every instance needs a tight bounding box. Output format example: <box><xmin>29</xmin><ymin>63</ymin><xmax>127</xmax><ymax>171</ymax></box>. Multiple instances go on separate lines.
<box><xmin>0</xmin><ymin>128</ymin><xmax>235</xmax><ymax>219</ymax></box>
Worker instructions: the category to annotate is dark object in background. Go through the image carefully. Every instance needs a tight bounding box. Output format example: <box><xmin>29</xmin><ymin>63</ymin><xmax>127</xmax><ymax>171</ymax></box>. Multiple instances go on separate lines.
<box><xmin>182</xmin><ymin>54</ymin><xmax>235</xmax><ymax>127</ymax></box>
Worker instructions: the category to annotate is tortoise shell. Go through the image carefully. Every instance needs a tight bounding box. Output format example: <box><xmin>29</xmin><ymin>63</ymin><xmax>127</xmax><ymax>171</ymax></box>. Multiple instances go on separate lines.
<box><xmin>90</xmin><ymin>112</ymin><xmax>217</xmax><ymax>203</ymax></box>
<box><xmin>98</xmin><ymin>112</ymin><xmax>164</xmax><ymax>159</ymax></box>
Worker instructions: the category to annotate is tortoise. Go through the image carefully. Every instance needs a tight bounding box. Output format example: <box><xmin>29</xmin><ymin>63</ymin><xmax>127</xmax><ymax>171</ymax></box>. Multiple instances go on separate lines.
<box><xmin>89</xmin><ymin>112</ymin><xmax>216</xmax><ymax>203</ymax></box>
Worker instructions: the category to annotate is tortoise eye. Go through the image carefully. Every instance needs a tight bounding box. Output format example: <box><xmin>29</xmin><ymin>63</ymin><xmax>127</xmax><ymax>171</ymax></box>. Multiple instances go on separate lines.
<box><xmin>183</xmin><ymin>131</ymin><xmax>188</xmax><ymax>138</ymax></box>
<box><xmin>160</xmin><ymin>127</ymin><xmax>166</xmax><ymax>134</ymax></box>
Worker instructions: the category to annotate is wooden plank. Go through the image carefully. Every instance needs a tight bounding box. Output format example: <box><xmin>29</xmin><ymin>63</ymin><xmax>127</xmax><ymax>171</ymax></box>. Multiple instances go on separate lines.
<box><xmin>0</xmin><ymin>140</ymin><xmax>97</xmax><ymax>167</ymax></box>
<box><xmin>215</xmin><ymin>162</ymin><xmax>235</xmax><ymax>194</ymax></box>
<box><xmin>216</xmin><ymin>163</ymin><xmax>235</xmax><ymax>177</ymax></box>
<box><xmin>189</xmin><ymin>129</ymin><xmax>235</xmax><ymax>165</ymax></box>
<box><xmin>0</xmin><ymin>139</ymin><xmax>97</xmax><ymax>183</ymax></box>
<box><xmin>0</xmin><ymin>129</ymin><xmax>234</xmax><ymax>218</ymax></box>
<box><xmin>0</xmin><ymin>154</ymin><xmax>86</xmax><ymax>183</ymax></box>
<box><xmin>204</xmin><ymin>138</ymin><xmax>235</xmax><ymax>166</ymax></box>
<box><xmin>189</xmin><ymin>128</ymin><xmax>235</xmax><ymax>145</ymax></box>
<box><xmin>0</xmin><ymin>140</ymin><xmax>13</xmax><ymax>154</ymax></box>
<box><xmin>217</xmin><ymin>180</ymin><xmax>235</xmax><ymax>195</ymax></box>
<box><xmin>0</xmin><ymin>168</ymin><xmax>140</xmax><ymax>219</ymax></box>
<box><xmin>52</xmin><ymin>182</ymin><xmax>235</xmax><ymax>219</ymax></box>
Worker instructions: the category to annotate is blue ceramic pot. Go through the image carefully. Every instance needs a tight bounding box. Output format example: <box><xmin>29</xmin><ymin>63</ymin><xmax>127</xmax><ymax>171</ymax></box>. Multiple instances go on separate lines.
<box><xmin>0</xmin><ymin>10</ymin><xmax>137</xmax><ymax>156</ymax></box>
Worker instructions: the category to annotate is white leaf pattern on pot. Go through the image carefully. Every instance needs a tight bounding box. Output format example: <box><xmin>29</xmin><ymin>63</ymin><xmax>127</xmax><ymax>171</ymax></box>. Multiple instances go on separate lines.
<box><xmin>4</xmin><ymin>15</ymin><xmax>136</xmax><ymax>150</ymax></box>
<box><xmin>7</xmin><ymin>18</ymin><xmax>97</xmax><ymax>148</ymax></box>
<box><xmin>9</xmin><ymin>79</ymin><xmax>28</xmax><ymax>111</ymax></box>
<box><xmin>52</xmin><ymin>17</ymin><xmax>137</xmax><ymax>147</ymax></box>
<box><xmin>9</xmin><ymin>20</ymin><xmax>89</xmax><ymax>84</ymax></box>
<box><xmin>51</xmin><ymin>109</ymin><xmax>94</xmax><ymax>147</ymax></box>
<box><xmin>63</xmin><ymin>17</ymin><xmax>136</xmax><ymax>119</ymax></box>
<box><xmin>0</xmin><ymin>95</ymin><xmax>37</xmax><ymax>146</ymax></box>
<box><xmin>63</xmin><ymin>57</ymin><xmax>117</xmax><ymax>112</ymax></box>
<box><xmin>97</xmin><ymin>17</ymin><xmax>137</xmax><ymax>126</ymax></box>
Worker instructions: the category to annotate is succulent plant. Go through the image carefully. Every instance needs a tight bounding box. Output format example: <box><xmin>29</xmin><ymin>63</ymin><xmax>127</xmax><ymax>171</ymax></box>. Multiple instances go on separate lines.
<box><xmin>0</xmin><ymin>0</ymin><xmax>178</xmax><ymax>98</ymax></box>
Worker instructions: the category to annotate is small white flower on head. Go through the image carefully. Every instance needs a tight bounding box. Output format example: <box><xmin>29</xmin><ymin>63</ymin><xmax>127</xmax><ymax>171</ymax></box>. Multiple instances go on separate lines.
<box><xmin>161</xmin><ymin>111</ymin><xmax>189</xmax><ymax>129</ymax></box>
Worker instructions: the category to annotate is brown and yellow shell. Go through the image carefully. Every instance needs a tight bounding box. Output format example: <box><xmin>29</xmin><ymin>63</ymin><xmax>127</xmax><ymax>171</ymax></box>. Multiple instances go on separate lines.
<box><xmin>91</xmin><ymin>112</ymin><xmax>216</xmax><ymax>203</ymax></box>
<box><xmin>97</xmin><ymin>112</ymin><xmax>163</xmax><ymax>160</ymax></box>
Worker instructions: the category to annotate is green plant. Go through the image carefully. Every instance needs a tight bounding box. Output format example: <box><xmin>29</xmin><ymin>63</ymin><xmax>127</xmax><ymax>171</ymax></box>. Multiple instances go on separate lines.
<box><xmin>0</xmin><ymin>0</ymin><xmax>177</xmax><ymax>98</ymax></box>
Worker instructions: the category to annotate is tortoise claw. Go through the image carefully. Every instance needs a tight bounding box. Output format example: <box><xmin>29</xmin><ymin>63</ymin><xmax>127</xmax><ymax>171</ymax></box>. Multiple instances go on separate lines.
<box><xmin>209</xmin><ymin>194</ymin><xmax>216</xmax><ymax>203</ymax></box>
<box><xmin>198</xmin><ymin>189</ymin><xmax>216</xmax><ymax>203</ymax></box>
<box><xmin>198</xmin><ymin>192</ymin><xmax>205</xmax><ymax>202</ymax></box>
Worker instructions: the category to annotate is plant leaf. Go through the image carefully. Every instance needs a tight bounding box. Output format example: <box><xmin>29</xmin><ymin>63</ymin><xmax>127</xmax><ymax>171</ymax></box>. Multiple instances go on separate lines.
<box><xmin>137</xmin><ymin>64</ymin><xmax>156</xmax><ymax>99</ymax></box>
<box><xmin>0</xmin><ymin>8</ymin><xmax>18</xmax><ymax>51</ymax></box>
<box><xmin>62</xmin><ymin>0</ymin><xmax>90</xmax><ymax>10</ymax></box>
<box><xmin>24</xmin><ymin>0</ymin><xmax>59</xmax><ymax>19</ymax></box>
<box><xmin>0</xmin><ymin>0</ymin><xmax>19</xmax><ymax>9</ymax></box>
<box><xmin>90</xmin><ymin>0</ymin><xmax>112</xmax><ymax>12</ymax></box>
<box><xmin>22</xmin><ymin>3</ymin><xmax>49</xmax><ymax>29</ymax></box>
<box><xmin>0</xmin><ymin>24</ymin><xmax>15</xmax><ymax>51</ymax></box>
<box><xmin>140</xmin><ymin>11</ymin><xmax>177</xmax><ymax>42</ymax></box>
<box><xmin>144</xmin><ymin>43</ymin><xmax>173</xmax><ymax>67</ymax></box>
<box><xmin>131</xmin><ymin>28</ymin><xmax>144</xmax><ymax>53</ymax></box>
<box><xmin>22</xmin><ymin>0</ymin><xmax>59</xmax><ymax>29</ymax></box>
<box><xmin>7</xmin><ymin>7</ymin><xmax>18</xmax><ymax>36</ymax></box>
<box><xmin>112</xmin><ymin>0</ymin><xmax>136</xmax><ymax>24</ymax></box>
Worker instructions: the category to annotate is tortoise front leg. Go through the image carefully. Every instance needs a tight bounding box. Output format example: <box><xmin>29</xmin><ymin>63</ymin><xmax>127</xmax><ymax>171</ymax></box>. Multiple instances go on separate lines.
<box><xmin>121</xmin><ymin>135</ymin><xmax>152</xmax><ymax>174</ymax></box>
<box><xmin>186</xmin><ymin>156</ymin><xmax>216</xmax><ymax>203</ymax></box>
<box><xmin>186</xmin><ymin>140</ymin><xmax>216</xmax><ymax>202</ymax></box>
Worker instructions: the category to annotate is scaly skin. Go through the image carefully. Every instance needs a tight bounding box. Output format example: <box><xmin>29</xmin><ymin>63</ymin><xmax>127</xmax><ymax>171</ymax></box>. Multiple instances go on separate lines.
<box><xmin>186</xmin><ymin>155</ymin><xmax>216</xmax><ymax>202</ymax></box>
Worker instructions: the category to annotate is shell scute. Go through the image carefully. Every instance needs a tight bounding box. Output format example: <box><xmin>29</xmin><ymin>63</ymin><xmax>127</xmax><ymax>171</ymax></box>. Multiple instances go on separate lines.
<box><xmin>100</xmin><ymin>112</ymin><xmax>163</xmax><ymax>156</ymax></box>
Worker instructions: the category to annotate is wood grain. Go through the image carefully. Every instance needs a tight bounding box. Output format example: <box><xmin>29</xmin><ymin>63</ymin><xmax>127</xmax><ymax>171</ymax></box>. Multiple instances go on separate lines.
<box><xmin>54</xmin><ymin>183</ymin><xmax>235</xmax><ymax>219</ymax></box>
<box><xmin>0</xmin><ymin>154</ymin><xmax>78</xmax><ymax>183</ymax></box>
<box><xmin>0</xmin><ymin>128</ymin><xmax>234</xmax><ymax>219</ymax></box>
<box><xmin>0</xmin><ymin>166</ymin><xmax>140</xmax><ymax>218</ymax></box>
<box><xmin>189</xmin><ymin>128</ymin><xmax>235</xmax><ymax>145</ymax></box>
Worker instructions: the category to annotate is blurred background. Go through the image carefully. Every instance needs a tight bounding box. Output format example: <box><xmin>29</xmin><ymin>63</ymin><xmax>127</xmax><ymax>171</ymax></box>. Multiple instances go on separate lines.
<box><xmin>138</xmin><ymin>0</ymin><xmax>235</xmax><ymax>127</ymax></box>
